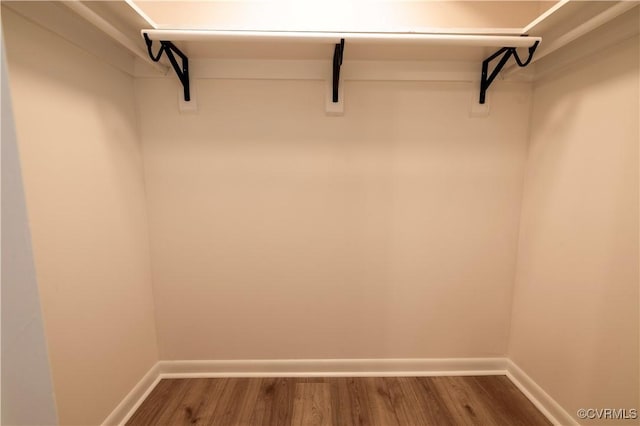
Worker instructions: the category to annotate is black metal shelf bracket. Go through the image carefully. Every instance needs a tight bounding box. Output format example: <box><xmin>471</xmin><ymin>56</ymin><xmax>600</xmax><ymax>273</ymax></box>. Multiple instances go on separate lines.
<box><xmin>479</xmin><ymin>40</ymin><xmax>539</xmax><ymax>104</ymax></box>
<box><xmin>144</xmin><ymin>33</ymin><xmax>191</xmax><ymax>102</ymax></box>
<box><xmin>332</xmin><ymin>38</ymin><xmax>345</xmax><ymax>103</ymax></box>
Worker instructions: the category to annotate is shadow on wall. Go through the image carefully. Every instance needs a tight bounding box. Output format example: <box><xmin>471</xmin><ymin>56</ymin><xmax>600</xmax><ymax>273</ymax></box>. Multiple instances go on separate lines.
<box><xmin>1</xmin><ymin>35</ymin><xmax>58</xmax><ymax>426</ymax></box>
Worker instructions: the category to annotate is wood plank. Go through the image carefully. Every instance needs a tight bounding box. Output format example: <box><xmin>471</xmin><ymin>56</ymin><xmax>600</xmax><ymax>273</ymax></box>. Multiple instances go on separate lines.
<box><xmin>407</xmin><ymin>376</ymin><xmax>458</xmax><ymax>425</ymax></box>
<box><xmin>386</xmin><ymin>377</ymin><xmax>433</xmax><ymax>425</ymax></box>
<box><xmin>172</xmin><ymin>378</ymin><xmax>211</xmax><ymax>425</ymax></box>
<box><xmin>469</xmin><ymin>376</ymin><xmax>552</xmax><ymax>426</ymax></box>
<box><xmin>248</xmin><ymin>377</ymin><xmax>295</xmax><ymax>426</ymax></box>
<box><xmin>235</xmin><ymin>378</ymin><xmax>263</xmax><ymax>424</ymax></box>
<box><xmin>126</xmin><ymin>379</ymin><xmax>188</xmax><ymax>426</ymax></box>
<box><xmin>191</xmin><ymin>378</ymin><xmax>229</xmax><ymax>425</ymax></box>
<box><xmin>362</xmin><ymin>377</ymin><xmax>400</xmax><ymax>426</ymax></box>
<box><xmin>327</xmin><ymin>377</ymin><xmax>374</xmax><ymax>426</ymax></box>
<box><xmin>292</xmin><ymin>383</ymin><xmax>333</xmax><ymax>426</ymax></box>
<box><xmin>207</xmin><ymin>378</ymin><xmax>261</xmax><ymax>426</ymax></box>
<box><xmin>149</xmin><ymin>379</ymin><xmax>194</xmax><ymax>426</ymax></box>
<box><xmin>429</xmin><ymin>376</ymin><xmax>509</xmax><ymax>426</ymax></box>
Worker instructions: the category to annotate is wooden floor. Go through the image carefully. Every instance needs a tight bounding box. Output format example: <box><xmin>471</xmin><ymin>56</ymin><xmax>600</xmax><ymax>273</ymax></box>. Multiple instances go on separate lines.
<box><xmin>127</xmin><ymin>376</ymin><xmax>551</xmax><ymax>426</ymax></box>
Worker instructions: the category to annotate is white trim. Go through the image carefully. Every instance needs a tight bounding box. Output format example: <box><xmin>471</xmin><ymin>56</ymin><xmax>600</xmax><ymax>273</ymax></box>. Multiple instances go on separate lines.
<box><xmin>504</xmin><ymin>1</ymin><xmax>639</xmax><ymax>77</ymax></box>
<box><xmin>124</xmin><ymin>0</ymin><xmax>158</xmax><ymax>30</ymax></box>
<box><xmin>101</xmin><ymin>363</ymin><xmax>162</xmax><ymax>426</ymax></box>
<box><xmin>154</xmin><ymin>25</ymin><xmax>524</xmax><ymax>36</ymax></box>
<box><xmin>142</xmin><ymin>29</ymin><xmax>541</xmax><ymax>48</ymax></box>
<box><xmin>158</xmin><ymin>357</ymin><xmax>508</xmax><ymax>378</ymax></box>
<box><xmin>525</xmin><ymin>1</ymin><xmax>637</xmax><ymax>67</ymax></box>
<box><xmin>521</xmin><ymin>0</ymin><xmax>571</xmax><ymax>35</ymax></box>
<box><xmin>533</xmin><ymin>18</ymin><xmax>639</xmax><ymax>83</ymax></box>
<box><xmin>505</xmin><ymin>360</ymin><xmax>578</xmax><ymax>426</ymax></box>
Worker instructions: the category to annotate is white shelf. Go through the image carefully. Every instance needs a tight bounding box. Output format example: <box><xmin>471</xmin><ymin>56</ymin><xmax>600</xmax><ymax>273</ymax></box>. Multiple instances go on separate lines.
<box><xmin>141</xmin><ymin>29</ymin><xmax>541</xmax><ymax>63</ymax></box>
<box><xmin>142</xmin><ymin>30</ymin><xmax>541</xmax><ymax>48</ymax></box>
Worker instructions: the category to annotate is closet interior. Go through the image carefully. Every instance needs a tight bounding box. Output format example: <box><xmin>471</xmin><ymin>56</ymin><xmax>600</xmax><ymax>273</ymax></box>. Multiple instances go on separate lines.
<box><xmin>2</xmin><ymin>1</ymin><xmax>638</xmax><ymax>425</ymax></box>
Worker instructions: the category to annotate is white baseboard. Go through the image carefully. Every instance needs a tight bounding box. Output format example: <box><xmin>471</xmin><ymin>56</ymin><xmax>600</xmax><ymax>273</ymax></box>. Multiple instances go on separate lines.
<box><xmin>158</xmin><ymin>357</ymin><xmax>508</xmax><ymax>378</ymax></box>
<box><xmin>506</xmin><ymin>360</ymin><xmax>578</xmax><ymax>426</ymax></box>
<box><xmin>101</xmin><ymin>363</ymin><xmax>162</xmax><ymax>426</ymax></box>
<box><xmin>104</xmin><ymin>357</ymin><xmax>577</xmax><ymax>426</ymax></box>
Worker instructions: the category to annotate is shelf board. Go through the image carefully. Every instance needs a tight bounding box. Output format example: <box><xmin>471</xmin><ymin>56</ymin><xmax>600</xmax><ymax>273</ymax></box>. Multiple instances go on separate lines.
<box><xmin>143</xmin><ymin>29</ymin><xmax>540</xmax><ymax>47</ymax></box>
<box><xmin>142</xmin><ymin>29</ymin><xmax>541</xmax><ymax>62</ymax></box>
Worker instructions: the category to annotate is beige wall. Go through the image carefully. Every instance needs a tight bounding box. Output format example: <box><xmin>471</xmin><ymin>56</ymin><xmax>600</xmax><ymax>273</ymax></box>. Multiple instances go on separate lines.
<box><xmin>2</xmin><ymin>8</ymin><xmax>158</xmax><ymax>426</ymax></box>
<box><xmin>136</xmin><ymin>77</ymin><xmax>532</xmax><ymax>360</ymax></box>
<box><xmin>508</xmin><ymin>35</ymin><xmax>639</xmax><ymax>424</ymax></box>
